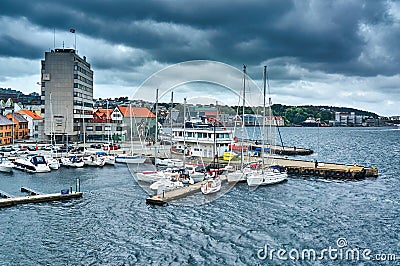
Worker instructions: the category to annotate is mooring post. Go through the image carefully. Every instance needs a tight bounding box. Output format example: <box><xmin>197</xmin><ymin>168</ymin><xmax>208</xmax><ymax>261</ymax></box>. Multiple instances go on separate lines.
<box><xmin>77</xmin><ymin>178</ymin><xmax>80</xmax><ymax>192</ymax></box>
<box><xmin>70</xmin><ymin>186</ymin><xmax>73</xmax><ymax>194</ymax></box>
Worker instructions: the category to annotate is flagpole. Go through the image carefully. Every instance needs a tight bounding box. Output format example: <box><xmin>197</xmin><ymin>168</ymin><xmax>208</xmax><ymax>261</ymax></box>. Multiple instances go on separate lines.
<box><xmin>70</xmin><ymin>28</ymin><xmax>77</xmax><ymax>52</ymax></box>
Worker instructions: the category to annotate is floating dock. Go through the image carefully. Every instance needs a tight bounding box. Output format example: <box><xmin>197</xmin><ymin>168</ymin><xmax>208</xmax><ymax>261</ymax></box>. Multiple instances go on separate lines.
<box><xmin>0</xmin><ymin>182</ymin><xmax>83</xmax><ymax>209</ymax></box>
<box><xmin>0</xmin><ymin>190</ymin><xmax>83</xmax><ymax>209</ymax></box>
<box><xmin>146</xmin><ymin>175</ymin><xmax>227</xmax><ymax>206</ymax></box>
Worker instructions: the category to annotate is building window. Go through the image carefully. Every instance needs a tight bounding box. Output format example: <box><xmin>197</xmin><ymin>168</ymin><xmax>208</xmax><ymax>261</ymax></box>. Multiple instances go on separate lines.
<box><xmin>42</xmin><ymin>82</ymin><xmax>45</xmax><ymax>87</ymax></box>
<box><xmin>116</xmin><ymin>126</ymin><xmax>122</xmax><ymax>131</ymax></box>
<box><xmin>34</xmin><ymin>125</ymin><xmax>38</xmax><ymax>131</ymax></box>
<box><xmin>95</xmin><ymin>126</ymin><xmax>102</xmax><ymax>131</ymax></box>
<box><xmin>86</xmin><ymin>126</ymin><xmax>93</xmax><ymax>131</ymax></box>
<box><xmin>74</xmin><ymin>65</ymin><xmax>78</xmax><ymax>70</ymax></box>
<box><xmin>74</xmin><ymin>83</ymin><xmax>78</xmax><ymax>88</ymax></box>
<box><xmin>41</xmin><ymin>90</ymin><xmax>45</xmax><ymax>96</ymax></box>
<box><xmin>74</xmin><ymin>74</ymin><xmax>78</xmax><ymax>79</ymax></box>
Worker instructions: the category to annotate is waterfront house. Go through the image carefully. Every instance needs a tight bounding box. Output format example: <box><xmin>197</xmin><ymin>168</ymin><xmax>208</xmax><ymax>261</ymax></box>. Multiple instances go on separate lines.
<box><xmin>86</xmin><ymin>109</ymin><xmax>125</xmax><ymax>142</ymax></box>
<box><xmin>6</xmin><ymin>113</ymin><xmax>28</xmax><ymax>140</ymax></box>
<box><xmin>17</xmin><ymin>110</ymin><xmax>44</xmax><ymax>141</ymax></box>
<box><xmin>0</xmin><ymin>115</ymin><xmax>15</xmax><ymax>145</ymax></box>
<box><xmin>112</xmin><ymin>106</ymin><xmax>156</xmax><ymax>141</ymax></box>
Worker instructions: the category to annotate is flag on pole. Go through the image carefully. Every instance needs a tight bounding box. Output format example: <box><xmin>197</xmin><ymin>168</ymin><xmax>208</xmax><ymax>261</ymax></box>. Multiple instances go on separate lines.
<box><xmin>70</xmin><ymin>28</ymin><xmax>75</xmax><ymax>33</ymax></box>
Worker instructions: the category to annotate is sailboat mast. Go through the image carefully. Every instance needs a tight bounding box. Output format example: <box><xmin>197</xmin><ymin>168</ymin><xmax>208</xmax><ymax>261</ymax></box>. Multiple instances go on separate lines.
<box><xmin>241</xmin><ymin>65</ymin><xmax>246</xmax><ymax>168</ymax></box>
<box><xmin>170</xmin><ymin>91</ymin><xmax>174</xmax><ymax>159</ymax></box>
<box><xmin>266</xmin><ymin>66</ymin><xmax>273</xmax><ymax>157</ymax></box>
<box><xmin>215</xmin><ymin>100</ymin><xmax>219</xmax><ymax>166</ymax></box>
<box><xmin>50</xmin><ymin>92</ymin><xmax>54</xmax><ymax>145</ymax></box>
<box><xmin>155</xmin><ymin>89</ymin><xmax>159</xmax><ymax>143</ymax></box>
<box><xmin>183</xmin><ymin>98</ymin><xmax>187</xmax><ymax>164</ymax></box>
<box><xmin>154</xmin><ymin>89</ymin><xmax>159</xmax><ymax>160</ymax></box>
<box><xmin>262</xmin><ymin>66</ymin><xmax>267</xmax><ymax>172</ymax></box>
<box><xmin>130</xmin><ymin>103</ymin><xmax>133</xmax><ymax>155</ymax></box>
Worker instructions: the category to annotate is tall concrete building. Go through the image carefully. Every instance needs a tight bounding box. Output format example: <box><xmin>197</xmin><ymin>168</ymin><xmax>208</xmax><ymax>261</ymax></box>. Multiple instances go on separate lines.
<box><xmin>40</xmin><ymin>48</ymin><xmax>93</xmax><ymax>143</ymax></box>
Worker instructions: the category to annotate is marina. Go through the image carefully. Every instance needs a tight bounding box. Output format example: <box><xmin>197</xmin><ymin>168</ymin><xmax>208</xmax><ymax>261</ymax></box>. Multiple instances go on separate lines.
<box><xmin>0</xmin><ymin>126</ymin><xmax>397</xmax><ymax>264</ymax></box>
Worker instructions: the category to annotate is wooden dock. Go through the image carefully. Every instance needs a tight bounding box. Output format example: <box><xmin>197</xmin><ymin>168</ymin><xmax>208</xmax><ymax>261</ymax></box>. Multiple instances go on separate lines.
<box><xmin>0</xmin><ymin>188</ymin><xmax>83</xmax><ymax>209</ymax></box>
<box><xmin>146</xmin><ymin>175</ymin><xmax>227</xmax><ymax>206</ymax></box>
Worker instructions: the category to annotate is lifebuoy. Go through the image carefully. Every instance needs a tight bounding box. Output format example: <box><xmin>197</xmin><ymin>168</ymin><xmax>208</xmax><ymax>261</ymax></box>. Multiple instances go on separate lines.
<box><xmin>346</xmin><ymin>172</ymin><xmax>352</xmax><ymax>178</ymax></box>
<box><xmin>309</xmin><ymin>169</ymin><xmax>315</xmax><ymax>175</ymax></box>
<box><xmin>294</xmin><ymin>169</ymin><xmax>299</xmax><ymax>174</ymax></box>
<box><xmin>315</xmin><ymin>170</ymin><xmax>320</xmax><ymax>175</ymax></box>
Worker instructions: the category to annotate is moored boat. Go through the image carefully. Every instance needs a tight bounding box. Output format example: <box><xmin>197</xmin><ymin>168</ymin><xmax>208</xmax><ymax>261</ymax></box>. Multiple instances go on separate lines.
<box><xmin>83</xmin><ymin>154</ymin><xmax>105</xmax><ymax>167</ymax></box>
<box><xmin>201</xmin><ymin>176</ymin><xmax>221</xmax><ymax>195</ymax></box>
<box><xmin>246</xmin><ymin>167</ymin><xmax>287</xmax><ymax>186</ymax></box>
<box><xmin>0</xmin><ymin>157</ymin><xmax>14</xmax><ymax>173</ymax></box>
<box><xmin>30</xmin><ymin>155</ymin><xmax>51</xmax><ymax>173</ymax></box>
<box><xmin>115</xmin><ymin>154</ymin><xmax>146</xmax><ymax>164</ymax></box>
<box><xmin>46</xmin><ymin>157</ymin><xmax>60</xmax><ymax>170</ymax></box>
<box><xmin>61</xmin><ymin>156</ymin><xmax>85</xmax><ymax>168</ymax></box>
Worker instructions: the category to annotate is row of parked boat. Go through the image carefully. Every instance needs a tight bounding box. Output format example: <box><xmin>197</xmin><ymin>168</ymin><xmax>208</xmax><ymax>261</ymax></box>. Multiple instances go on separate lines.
<box><xmin>0</xmin><ymin>151</ymin><xmax>119</xmax><ymax>174</ymax></box>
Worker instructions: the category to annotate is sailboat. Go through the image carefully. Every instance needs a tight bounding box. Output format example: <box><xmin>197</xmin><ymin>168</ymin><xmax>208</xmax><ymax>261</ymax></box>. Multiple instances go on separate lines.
<box><xmin>227</xmin><ymin>65</ymin><xmax>253</xmax><ymax>182</ymax></box>
<box><xmin>247</xmin><ymin>66</ymin><xmax>287</xmax><ymax>186</ymax></box>
<box><xmin>115</xmin><ymin>103</ymin><xmax>146</xmax><ymax>164</ymax></box>
<box><xmin>201</xmin><ymin>102</ymin><xmax>222</xmax><ymax>195</ymax></box>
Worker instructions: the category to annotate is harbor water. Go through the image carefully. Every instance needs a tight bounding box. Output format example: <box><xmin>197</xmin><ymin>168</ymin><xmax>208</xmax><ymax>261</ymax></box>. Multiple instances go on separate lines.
<box><xmin>0</xmin><ymin>127</ymin><xmax>399</xmax><ymax>265</ymax></box>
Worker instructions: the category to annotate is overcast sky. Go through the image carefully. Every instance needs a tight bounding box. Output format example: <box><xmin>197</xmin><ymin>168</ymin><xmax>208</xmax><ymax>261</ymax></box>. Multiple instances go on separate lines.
<box><xmin>0</xmin><ymin>0</ymin><xmax>399</xmax><ymax>116</ymax></box>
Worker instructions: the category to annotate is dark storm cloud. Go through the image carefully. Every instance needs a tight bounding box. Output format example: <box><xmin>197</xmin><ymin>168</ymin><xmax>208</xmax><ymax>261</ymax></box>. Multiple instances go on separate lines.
<box><xmin>1</xmin><ymin>0</ymin><xmax>398</xmax><ymax>77</ymax></box>
<box><xmin>0</xmin><ymin>35</ymin><xmax>42</xmax><ymax>59</ymax></box>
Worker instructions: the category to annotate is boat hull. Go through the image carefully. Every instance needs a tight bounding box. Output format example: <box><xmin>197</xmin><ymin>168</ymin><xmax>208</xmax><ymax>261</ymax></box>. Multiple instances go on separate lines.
<box><xmin>115</xmin><ymin>155</ymin><xmax>146</xmax><ymax>164</ymax></box>
<box><xmin>247</xmin><ymin>172</ymin><xmax>287</xmax><ymax>186</ymax></box>
<box><xmin>201</xmin><ymin>178</ymin><xmax>221</xmax><ymax>194</ymax></box>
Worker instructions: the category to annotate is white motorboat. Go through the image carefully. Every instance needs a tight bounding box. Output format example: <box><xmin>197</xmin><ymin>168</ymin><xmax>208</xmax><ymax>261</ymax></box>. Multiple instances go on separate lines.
<box><xmin>136</xmin><ymin>169</ymin><xmax>179</xmax><ymax>183</ymax></box>
<box><xmin>14</xmin><ymin>155</ymin><xmax>51</xmax><ymax>173</ymax></box>
<box><xmin>95</xmin><ymin>152</ymin><xmax>115</xmax><ymax>165</ymax></box>
<box><xmin>115</xmin><ymin>155</ymin><xmax>146</xmax><ymax>164</ymax></box>
<box><xmin>83</xmin><ymin>154</ymin><xmax>105</xmax><ymax>167</ymax></box>
<box><xmin>149</xmin><ymin>178</ymin><xmax>183</xmax><ymax>191</ymax></box>
<box><xmin>14</xmin><ymin>158</ymin><xmax>37</xmax><ymax>173</ymax></box>
<box><xmin>61</xmin><ymin>156</ymin><xmax>85</xmax><ymax>168</ymax></box>
<box><xmin>103</xmin><ymin>155</ymin><xmax>115</xmax><ymax>165</ymax></box>
<box><xmin>201</xmin><ymin>177</ymin><xmax>221</xmax><ymax>195</ymax></box>
<box><xmin>46</xmin><ymin>157</ymin><xmax>60</xmax><ymax>170</ymax></box>
<box><xmin>246</xmin><ymin>167</ymin><xmax>288</xmax><ymax>186</ymax></box>
<box><xmin>155</xmin><ymin>158</ymin><xmax>183</xmax><ymax>167</ymax></box>
<box><xmin>30</xmin><ymin>155</ymin><xmax>51</xmax><ymax>172</ymax></box>
<box><xmin>0</xmin><ymin>157</ymin><xmax>14</xmax><ymax>173</ymax></box>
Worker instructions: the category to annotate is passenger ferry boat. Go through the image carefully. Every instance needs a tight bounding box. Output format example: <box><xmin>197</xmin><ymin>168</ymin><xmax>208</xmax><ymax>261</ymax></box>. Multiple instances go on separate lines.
<box><xmin>171</xmin><ymin>122</ymin><xmax>234</xmax><ymax>158</ymax></box>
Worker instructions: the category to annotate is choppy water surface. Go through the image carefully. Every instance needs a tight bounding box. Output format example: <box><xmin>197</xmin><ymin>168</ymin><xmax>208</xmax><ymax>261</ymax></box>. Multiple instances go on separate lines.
<box><xmin>0</xmin><ymin>127</ymin><xmax>399</xmax><ymax>265</ymax></box>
